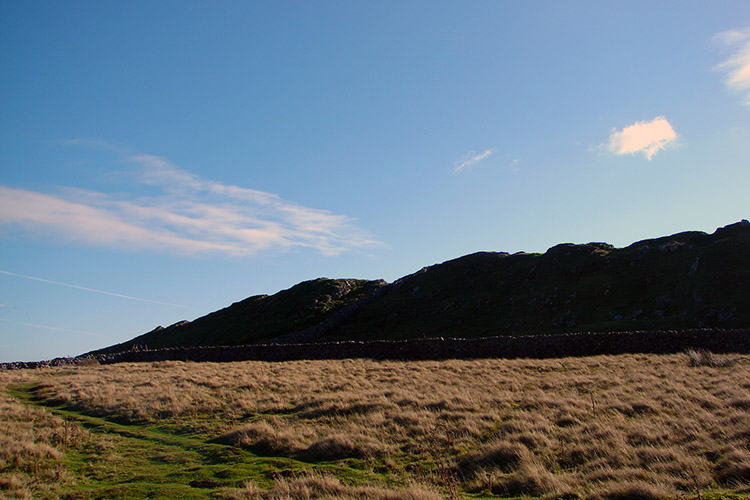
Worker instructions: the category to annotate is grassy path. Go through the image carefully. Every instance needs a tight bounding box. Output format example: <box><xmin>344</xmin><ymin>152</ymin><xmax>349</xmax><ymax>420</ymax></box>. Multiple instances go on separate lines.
<box><xmin>7</xmin><ymin>382</ymin><xmax>382</xmax><ymax>500</ymax></box>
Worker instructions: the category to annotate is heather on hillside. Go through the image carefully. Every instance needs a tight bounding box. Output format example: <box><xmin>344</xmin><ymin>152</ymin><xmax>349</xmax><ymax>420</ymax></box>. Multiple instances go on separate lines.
<box><xmin>2</xmin><ymin>352</ymin><xmax>749</xmax><ymax>499</ymax></box>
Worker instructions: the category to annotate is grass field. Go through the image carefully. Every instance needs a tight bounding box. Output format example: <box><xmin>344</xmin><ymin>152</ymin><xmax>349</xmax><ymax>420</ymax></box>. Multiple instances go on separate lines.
<box><xmin>1</xmin><ymin>351</ymin><xmax>749</xmax><ymax>499</ymax></box>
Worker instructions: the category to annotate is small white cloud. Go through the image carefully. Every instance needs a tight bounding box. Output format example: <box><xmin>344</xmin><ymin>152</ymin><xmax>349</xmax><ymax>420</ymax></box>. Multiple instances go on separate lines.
<box><xmin>453</xmin><ymin>148</ymin><xmax>495</xmax><ymax>173</ymax></box>
<box><xmin>606</xmin><ymin>116</ymin><xmax>678</xmax><ymax>160</ymax></box>
<box><xmin>713</xmin><ymin>28</ymin><xmax>750</xmax><ymax>107</ymax></box>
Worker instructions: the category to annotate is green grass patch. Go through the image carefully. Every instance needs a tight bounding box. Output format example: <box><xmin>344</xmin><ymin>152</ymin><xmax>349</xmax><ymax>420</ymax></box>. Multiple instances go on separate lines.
<box><xmin>7</xmin><ymin>383</ymin><xmax>390</xmax><ymax>500</ymax></box>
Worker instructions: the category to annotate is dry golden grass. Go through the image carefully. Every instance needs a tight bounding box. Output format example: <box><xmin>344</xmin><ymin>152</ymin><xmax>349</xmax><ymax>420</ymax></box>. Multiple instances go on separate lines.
<box><xmin>222</xmin><ymin>473</ymin><xmax>442</xmax><ymax>500</ymax></box>
<box><xmin>2</xmin><ymin>352</ymin><xmax>749</xmax><ymax>499</ymax></box>
<box><xmin>0</xmin><ymin>368</ymin><xmax>91</xmax><ymax>499</ymax></box>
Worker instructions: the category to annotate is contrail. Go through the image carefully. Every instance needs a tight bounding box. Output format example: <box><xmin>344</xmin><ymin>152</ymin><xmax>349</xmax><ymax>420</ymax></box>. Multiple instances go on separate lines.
<box><xmin>0</xmin><ymin>269</ymin><xmax>188</xmax><ymax>308</ymax></box>
<box><xmin>0</xmin><ymin>317</ymin><xmax>105</xmax><ymax>338</ymax></box>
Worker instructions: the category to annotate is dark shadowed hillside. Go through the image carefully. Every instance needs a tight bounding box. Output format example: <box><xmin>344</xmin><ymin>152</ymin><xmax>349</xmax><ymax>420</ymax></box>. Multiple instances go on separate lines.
<box><xmin>91</xmin><ymin>278</ymin><xmax>385</xmax><ymax>355</ymax></box>
<box><xmin>91</xmin><ymin>221</ymin><xmax>750</xmax><ymax>355</ymax></box>
<box><xmin>319</xmin><ymin>221</ymin><xmax>750</xmax><ymax>342</ymax></box>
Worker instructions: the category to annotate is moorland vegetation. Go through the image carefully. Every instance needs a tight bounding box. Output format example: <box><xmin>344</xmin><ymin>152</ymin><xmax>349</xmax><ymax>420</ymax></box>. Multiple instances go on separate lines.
<box><xmin>2</xmin><ymin>351</ymin><xmax>749</xmax><ymax>499</ymax></box>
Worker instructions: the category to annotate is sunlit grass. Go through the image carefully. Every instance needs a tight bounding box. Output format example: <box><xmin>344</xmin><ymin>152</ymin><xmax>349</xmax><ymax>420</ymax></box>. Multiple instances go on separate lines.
<box><xmin>2</xmin><ymin>352</ymin><xmax>749</xmax><ymax>499</ymax></box>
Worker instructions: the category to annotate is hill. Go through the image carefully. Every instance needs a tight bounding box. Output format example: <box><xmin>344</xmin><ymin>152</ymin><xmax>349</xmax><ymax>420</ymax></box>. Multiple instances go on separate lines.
<box><xmin>89</xmin><ymin>221</ymin><xmax>750</xmax><ymax>355</ymax></box>
<box><xmin>92</xmin><ymin>278</ymin><xmax>385</xmax><ymax>355</ymax></box>
<box><xmin>319</xmin><ymin>220</ymin><xmax>750</xmax><ymax>341</ymax></box>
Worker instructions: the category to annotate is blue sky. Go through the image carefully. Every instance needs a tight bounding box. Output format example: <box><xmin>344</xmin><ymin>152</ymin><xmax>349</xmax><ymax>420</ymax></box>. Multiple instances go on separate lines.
<box><xmin>1</xmin><ymin>1</ymin><xmax>749</xmax><ymax>362</ymax></box>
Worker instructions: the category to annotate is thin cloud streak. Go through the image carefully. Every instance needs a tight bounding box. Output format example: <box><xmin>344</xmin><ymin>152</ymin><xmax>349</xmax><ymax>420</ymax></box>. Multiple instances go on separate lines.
<box><xmin>453</xmin><ymin>148</ymin><xmax>495</xmax><ymax>173</ymax></box>
<box><xmin>0</xmin><ymin>269</ymin><xmax>188</xmax><ymax>308</ymax></box>
<box><xmin>713</xmin><ymin>28</ymin><xmax>750</xmax><ymax>107</ymax></box>
<box><xmin>0</xmin><ymin>317</ymin><xmax>105</xmax><ymax>338</ymax></box>
<box><xmin>0</xmin><ymin>151</ymin><xmax>380</xmax><ymax>257</ymax></box>
<box><xmin>605</xmin><ymin>116</ymin><xmax>678</xmax><ymax>160</ymax></box>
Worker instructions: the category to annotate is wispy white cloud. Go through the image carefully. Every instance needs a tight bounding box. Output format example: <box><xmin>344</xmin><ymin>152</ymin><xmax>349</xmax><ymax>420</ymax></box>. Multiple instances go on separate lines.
<box><xmin>605</xmin><ymin>116</ymin><xmax>678</xmax><ymax>160</ymax></box>
<box><xmin>713</xmin><ymin>28</ymin><xmax>750</xmax><ymax>107</ymax></box>
<box><xmin>0</xmin><ymin>150</ymin><xmax>380</xmax><ymax>257</ymax></box>
<box><xmin>453</xmin><ymin>148</ymin><xmax>495</xmax><ymax>173</ymax></box>
<box><xmin>0</xmin><ymin>269</ymin><xmax>188</xmax><ymax>308</ymax></box>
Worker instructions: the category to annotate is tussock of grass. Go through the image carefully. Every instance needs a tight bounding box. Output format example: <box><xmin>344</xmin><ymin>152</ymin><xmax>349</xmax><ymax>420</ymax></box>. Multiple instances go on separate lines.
<box><xmin>215</xmin><ymin>420</ymin><xmax>309</xmax><ymax>456</ymax></box>
<box><xmin>716</xmin><ymin>448</ymin><xmax>750</xmax><ymax>487</ymax></box>
<box><xmin>686</xmin><ymin>348</ymin><xmax>734</xmax><ymax>367</ymax></box>
<box><xmin>223</xmin><ymin>474</ymin><xmax>442</xmax><ymax>500</ymax></box>
<box><xmin>727</xmin><ymin>398</ymin><xmax>750</xmax><ymax>410</ymax></box>
<box><xmin>592</xmin><ymin>480</ymin><xmax>674</xmax><ymax>500</ymax></box>
<box><xmin>215</xmin><ymin>422</ymin><xmax>386</xmax><ymax>461</ymax></box>
<box><xmin>459</xmin><ymin>439</ymin><xmax>529</xmax><ymax>474</ymax></box>
<box><xmin>467</xmin><ymin>460</ymin><xmax>571</xmax><ymax>497</ymax></box>
<box><xmin>305</xmin><ymin>433</ymin><xmax>383</xmax><ymax>461</ymax></box>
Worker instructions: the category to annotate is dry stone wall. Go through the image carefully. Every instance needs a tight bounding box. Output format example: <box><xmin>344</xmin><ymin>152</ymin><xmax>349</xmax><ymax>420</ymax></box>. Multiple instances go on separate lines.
<box><xmin>3</xmin><ymin>328</ymin><xmax>747</xmax><ymax>370</ymax></box>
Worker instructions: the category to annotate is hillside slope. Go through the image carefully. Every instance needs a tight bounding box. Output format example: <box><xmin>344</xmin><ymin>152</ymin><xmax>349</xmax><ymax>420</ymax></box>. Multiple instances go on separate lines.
<box><xmin>320</xmin><ymin>220</ymin><xmax>750</xmax><ymax>341</ymax></box>
<box><xmin>91</xmin><ymin>278</ymin><xmax>385</xmax><ymax>355</ymax></box>
<box><xmin>91</xmin><ymin>221</ymin><xmax>749</xmax><ymax>355</ymax></box>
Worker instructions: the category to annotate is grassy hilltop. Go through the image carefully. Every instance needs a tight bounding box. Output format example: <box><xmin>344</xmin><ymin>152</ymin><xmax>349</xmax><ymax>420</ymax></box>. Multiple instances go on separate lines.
<box><xmin>91</xmin><ymin>221</ymin><xmax>750</xmax><ymax>355</ymax></box>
